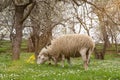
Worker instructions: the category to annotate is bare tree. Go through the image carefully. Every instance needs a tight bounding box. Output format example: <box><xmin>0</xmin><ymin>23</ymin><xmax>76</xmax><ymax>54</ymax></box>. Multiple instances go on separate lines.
<box><xmin>106</xmin><ymin>0</ymin><xmax>120</xmax><ymax>53</ymax></box>
<box><xmin>11</xmin><ymin>0</ymin><xmax>35</xmax><ymax>60</ymax></box>
<box><xmin>29</xmin><ymin>0</ymin><xmax>66</xmax><ymax>60</ymax></box>
<box><xmin>0</xmin><ymin>0</ymin><xmax>12</xmax><ymax>11</ymax></box>
<box><xmin>92</xmin><ymin>0</ymin><xmax>120</xmax><ymax>58</ymax></box>
<box><xmin>71</xmin><ymin>0</ymin><xmax>120</xmax><ymax>59</ymax></box>
<box><xmin>1</xmin><ymin>0</ymin><xmax>120</xmax><ymax>60</ymax></box>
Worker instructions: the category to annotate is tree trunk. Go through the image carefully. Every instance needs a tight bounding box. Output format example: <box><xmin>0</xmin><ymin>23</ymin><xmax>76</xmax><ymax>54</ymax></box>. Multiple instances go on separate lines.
<box><xmin>34</xmin><ymin>34</ymin><xmax>40</xmax><ymax>60</ymax></box>
<box><xmin>12</xmin><ymin>6</ymin><xmax>24</xmax><ymax>60</ymax></box>
<box><xmin>99</xmin><ymin>14</ymin><xmax>109</xmax><ymax>59</ymax></box>
<box><xmin>34</xmin><ymin>31</ymin><xmax>52</xmax><ymax>60</ymax></box>
<box><xmin>94</xmin><ymin>47</ymin><xmax>104</xmax><ymax>60</ymax></box>
<box><xmin>114</xmin><ymin>37</ymin><xmax>118</xmax><ymax>53</ymax></box>
<box><xmin>27</xmin><ymin>37</ymin><xmax>35</xmax><ymax>52</ymax></box>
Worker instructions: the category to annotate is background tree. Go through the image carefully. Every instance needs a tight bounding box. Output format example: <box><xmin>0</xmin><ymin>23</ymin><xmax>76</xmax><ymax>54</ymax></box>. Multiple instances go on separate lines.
<box><xmin>0</xmin><ymin>0</ymin><xmax>12</xmax><ymax>11</ymax></box>
<box><xmin>29</xmin><ymin>0</ymin><xmax>67</xmax><ymax>59</ymax></box>
<box><xmin>0</xmin><ymin>0</ymin><xmax>120</xmax><ymax>61</ymax></box>
<box><xmin>92</xmin><ymin>0</ymin><xmax>120</xmax><ymax>59</ymax></box>
<box><xmin>11</xmin><ymin>0</ymin><xmax>35</xmax><ymax>60</ymax></box>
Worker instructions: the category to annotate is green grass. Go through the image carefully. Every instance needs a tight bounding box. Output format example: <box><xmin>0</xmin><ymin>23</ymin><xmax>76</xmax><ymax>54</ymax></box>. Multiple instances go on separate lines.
<box><xmin>0</xmin><ymin>53</ymin><xmax>120</xmax><ymax>80</ymax></box>
<box><xmin>0</xmin><ymin>40</ymin><xmax>120</xmax><ymax>80</ymax></box>
<box><xmin>0</xmin><ymin>40</ymin><xmax>27</xmax><ymax>53</ymax></box>
<box><xmin>0</xmin><ymin>40</ymin><xmax>11</xmax><ymax>53</ymax></box>
<box><xmin>96</xmin><ymin>43</ymin><xmax>120</xmax><ymax>52</ymax></box>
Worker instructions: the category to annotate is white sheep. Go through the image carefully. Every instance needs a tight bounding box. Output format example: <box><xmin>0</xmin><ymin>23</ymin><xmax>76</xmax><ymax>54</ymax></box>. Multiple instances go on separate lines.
<box><xmin>37</xmin><ymin>34</ymin><xmax>95</xmax><ymax>70</ymax></box>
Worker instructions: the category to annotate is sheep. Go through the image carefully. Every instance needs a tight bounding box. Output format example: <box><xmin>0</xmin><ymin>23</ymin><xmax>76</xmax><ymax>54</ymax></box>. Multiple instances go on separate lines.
<box><xmin>37</xmin><ymin>34</ymin><xmax>95</xmax><ymax>70</ymax></box>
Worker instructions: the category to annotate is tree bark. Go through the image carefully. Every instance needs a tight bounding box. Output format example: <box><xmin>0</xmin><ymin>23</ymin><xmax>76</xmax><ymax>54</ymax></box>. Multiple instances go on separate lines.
<box><xmin>12</xmin><ymin>6</ymin><xmax>24</xmax><ymax>60</ymax></box>
<box><xmin>34</xmin><ymin>30</ymin><xmax>52</xmax><ymax>60</ymax></box>
<box><xmin>27</xmin><ymin>37</ymin><xmax>35</xmax><ymax>52</ymax></box>
<box><xmin>114</xmin><ymin>36</ymin><xmax>118</xmax><ymax>53</ymax></box>
<box><xmin>11</xmin><ymin>0</ymin><xmax>35</xmax><ymax>60</ymax></box>
<box><xmin>94</xmin><ymin>47</ymin><xmax>104</xmax><ymax>60</ymax></box>
<box><xmin>0</xmin><ymin>0</ymin><xmax>12</xmax><ymax>12</ymax></box>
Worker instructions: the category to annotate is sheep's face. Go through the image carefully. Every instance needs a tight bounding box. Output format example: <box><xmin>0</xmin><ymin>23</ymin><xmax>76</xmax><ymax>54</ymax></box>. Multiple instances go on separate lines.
<box><xmin>37</xmin><ymin>54</ymin><xmax>49</xmax><ymax>64</ymax></box>
<box><xmin>37</xmin><ymin>48</ymin><xmax>49</xmax><ymax>64</ymax></box>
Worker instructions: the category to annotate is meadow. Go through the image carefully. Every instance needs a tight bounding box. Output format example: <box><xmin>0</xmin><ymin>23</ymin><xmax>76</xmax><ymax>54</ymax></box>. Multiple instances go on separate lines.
<box><xmin>0</xmin><ymin>40</ymin><xmax>120</xmax><ymax>80</ymax></box>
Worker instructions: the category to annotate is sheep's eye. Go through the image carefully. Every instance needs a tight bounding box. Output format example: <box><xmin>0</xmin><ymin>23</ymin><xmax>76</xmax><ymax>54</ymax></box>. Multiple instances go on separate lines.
<box><xmin>42</xmin><ymin>58</ymin><xmax>44</xmax><ymax>60</ymax></box>
<box><xmin>38</xmin><ymin>56</ymin><xmax>40</xmax><ymax>59</ymax></box>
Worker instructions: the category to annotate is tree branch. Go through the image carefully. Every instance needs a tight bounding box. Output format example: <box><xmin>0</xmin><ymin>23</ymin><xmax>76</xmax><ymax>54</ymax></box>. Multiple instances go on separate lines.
<box><xmin>73</xmin><ymin>0</ymin><xmax>120</xmax><ymax>25</ymax></box>
<box><xmin>21</xmin><ymin>1</ymin><xmax>36</xmax><ymax>23</ymax></box>
<box><xmin>0</xmin><ymin>0</ymin><xmax>12</xmax><ymax>12</ymax></box>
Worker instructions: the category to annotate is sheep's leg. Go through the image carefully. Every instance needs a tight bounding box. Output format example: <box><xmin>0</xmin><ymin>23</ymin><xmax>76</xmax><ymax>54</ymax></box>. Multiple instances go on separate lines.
<box><xmin>48</xmin><ymin>59</ymin><xmax>52</xmax><ymax>65</ymax></box>
<box><xmin>67</xmin><ymin>57</ymin><xmax>72</xmax><ymax>67</ymax></box>
<box><xmin>62</xmin><ymin>54</ymin><xmax>65</xmax><ymax>67</ymax></box>
<box><xmin>79</xmin><ymin>48</ymin><xmax>88</xmax><ymax>70</ymax></box>
<box><xmin>52</xmin><ymin>57</ymin><xmax>58</xmax><ymax>66</ymax></box>
<box><xmin>86</xmin><ymin>49</ymin><xmax>92</xmax><ymax>66</ymax></box>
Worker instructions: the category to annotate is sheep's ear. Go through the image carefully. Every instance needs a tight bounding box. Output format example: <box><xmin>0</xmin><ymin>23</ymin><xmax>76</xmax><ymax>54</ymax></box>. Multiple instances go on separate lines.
<box><xmin>46</xmin><ymin>42</ymin><xmax>51</xmax><ymax>46</ymax></box>
<box><xmin>47</xmin><ymin>53</ymin><xmax>51</xmax><ymax>60</ymax></box>
<box><xmin>45</xmin><ymin>46</ymin><xmax>47</xmax><ymax>49</ymax></box>
<box><xmin>45</xmin><ymin>45</ymin><xmax>49</xmax><ymax>49</ymax></box>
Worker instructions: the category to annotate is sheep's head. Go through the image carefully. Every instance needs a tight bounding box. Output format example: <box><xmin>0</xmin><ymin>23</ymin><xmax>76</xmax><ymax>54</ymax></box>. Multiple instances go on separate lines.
<box><xmin>37</xmin><ymin>48</ymin><xmax>49</xmax><ymax>64</ymax></box>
